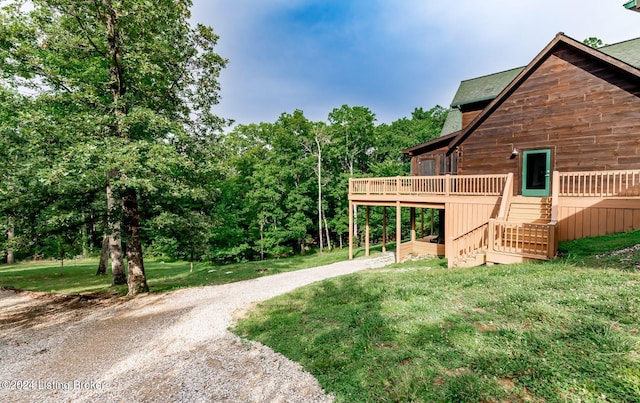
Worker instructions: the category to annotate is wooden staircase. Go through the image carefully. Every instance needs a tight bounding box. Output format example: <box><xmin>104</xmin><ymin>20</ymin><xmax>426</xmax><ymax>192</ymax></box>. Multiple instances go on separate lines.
<box><xmin>507</xmin><ymin>197</ymin><xmax>552</xmax><ymax>224</ymax></box>
<box><xmin>486</xmin><ymin>196</ymin><xmax>556</xmax><ymax>265</ymax></box>
<box><xmin>449</xmin><ymin>172</ymin><xmax>559</xmax><ymax>268</ymax></box>
<box><xmin>449</xmin><ymin>197</ymin><xmax>557</xmax><ymax>268</ymax></box>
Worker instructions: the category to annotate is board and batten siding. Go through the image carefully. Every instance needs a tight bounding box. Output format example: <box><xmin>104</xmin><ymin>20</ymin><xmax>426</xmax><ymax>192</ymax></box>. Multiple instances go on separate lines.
<box><xmin>457</xmin><ymin>43</ymin><xmax>640</xmax><ymax>195</ymax></box>
<box><xmin>557</xmin><ymin>198</ymin><xmax>640</xmax><ymax>242</ymax></box>
<box><xmin>445</xmin><ymin>200</ymin><xmax>500</xmax><ymax>241</ymax></box>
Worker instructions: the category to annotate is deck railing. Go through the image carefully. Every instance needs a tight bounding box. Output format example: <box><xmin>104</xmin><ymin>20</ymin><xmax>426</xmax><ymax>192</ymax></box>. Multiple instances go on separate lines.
<box><xmin>558</xmin><ymin>169</ymin><xmax>640</xmax><ymax>197</ymax></box>
<box><xmin>350</xmin><ymin>174</ymin><xmax>509</xmax><ymax>197</ymax></box>
<box><xmin>489</xmin><ymin>219</ymin><xmax>557</xmax><ymax>260</ymax></box>
<box><xmin>448</xmin><ymin>222</ymin><xmax>489</xmax><ymax>268</ymax></box>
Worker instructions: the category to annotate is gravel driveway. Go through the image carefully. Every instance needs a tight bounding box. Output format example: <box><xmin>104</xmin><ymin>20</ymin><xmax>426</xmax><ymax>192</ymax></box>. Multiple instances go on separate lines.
<box><xmin>0</xmin><ymin>253</ymin><xmax>394</xmax><ymax>402</ymax></box>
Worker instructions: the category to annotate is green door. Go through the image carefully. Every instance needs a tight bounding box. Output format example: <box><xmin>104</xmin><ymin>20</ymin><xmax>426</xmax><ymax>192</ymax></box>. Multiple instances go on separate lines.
<box><xmin>522</xmin><ymin>149</ymin><xmax>551</xmax><ymax>196</ymax></box>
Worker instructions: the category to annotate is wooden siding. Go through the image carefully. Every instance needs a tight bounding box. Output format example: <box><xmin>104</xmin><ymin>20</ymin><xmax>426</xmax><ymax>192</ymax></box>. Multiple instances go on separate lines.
<box><xmin>445</xmin><ymin>201</ymin><xmax>500</xmax><ymax>240</ymax></box>
<box><xmin>462</xmin><ymin>109</ymin><xmax>482</xmax><ymax>128</ymax></box>
<box><xmin>411</xmin><ymin>144</ymin><xmax>448</xmax><ymax>175</ymax></box>
<box><xmin>557</xmin><ymin>197</ymin><xmax>640</xmax><ymax>241</ymax></box>
<box><xmin>455</xmin><ymin>43</ymin><xmax>640</xmax><ymax>195</ymax></box>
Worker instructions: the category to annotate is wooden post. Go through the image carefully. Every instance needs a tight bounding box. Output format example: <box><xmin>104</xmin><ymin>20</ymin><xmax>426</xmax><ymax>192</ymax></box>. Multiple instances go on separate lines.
<box><xmin>365</xmin><ymin>206</ymin><xmax>370</xmax><ymax>256</ymax></box>
<box><xmin>348</xmin><ymin>201</ymin><xmax>354</xmax><ymax>260</ymax></box>
<box><xmin>488</xmin><ymin>219</ymin><xmax>496</xmax><ymax>254</ymax></box>
<box><xmin>551</xmin><ymin>171</ymin><xmax>560</xmax><ymax>222</ymax></box>
<box><xmin>445</xmin><ymin>174</ymin><xmax>451</xmax><ymax>196</ymax></box>
<box><xmin>446</xmin><ymin>236</ymin><xmax>454</xmax><ymax>268</ymax></box>
<box><xmin>430</xmin><ymin>209</ymin><xmax>435</xmax><ymax>236</ymax></box>
<box><xmin>396</xmin><ymin>202</ymin><xmax>402</xmax><ymax>263</ymax></box>
<box><xmin>421</xmin><ymin>208</ymin><xmax>425</xmax><ymax>238</ymax></box>
<box><xmin>382</xmin><ymin>207</ymin><xmax>387</xmax><ymax>253</ymax></box>
<box><xmin>410</xmin><ymin>207</ymin><xmax>416</xmax><ymax>242</ymax></box>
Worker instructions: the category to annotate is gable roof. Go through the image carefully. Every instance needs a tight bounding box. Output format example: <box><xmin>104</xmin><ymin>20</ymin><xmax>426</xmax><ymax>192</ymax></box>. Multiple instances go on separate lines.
<box><xmin>408</xmin><ymin>33</ymin><xmax>640</xmax><ymax>156</ymax></box>
<box><xmin>599</xmin><ymin>37</ymin><xmax>640</xmax><ymax>68</ymax></box>
<box><xmin>439</xmin><ymin>108</ymin><xmax>462</xmax><ymax>136</ymax></box>
<box><xmin>450</xmin><ymin>67</ymin><xmax>525</xmax><ymax>108</ymax></box>
<box><xmin>439</xmin><ymin>36</ymin><xmax>640</xmax><ymax>138</ymax></box>
<box><xmin>447</xmin><ymin>33</ymin><xmax>640</xmax><ymax>153</ymax></box>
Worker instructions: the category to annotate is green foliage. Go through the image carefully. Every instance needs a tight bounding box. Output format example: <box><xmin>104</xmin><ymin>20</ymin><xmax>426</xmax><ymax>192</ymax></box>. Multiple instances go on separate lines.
<box><xmin>0</xmin><ymin>0</ymin><xmax>227</xmax><ymax>272</ymax></box>
<box><xmin>208</xmin><ymin>105</ymin><xmax>447</xmax><ymax>262</ymax></box>
<box><xmin>234</xmin><ymin>236</ymin><xmax>640</xmax><ymax>402</ymax></box>
<box><xmin>0</xmin><ymin>0</ymin><xmax>448</xmax><ymax>267</ymax></box>
<box><xmin>583</xmin><ymin>37</ymin><xmax>605</xmax><ymax>49</ymax></box>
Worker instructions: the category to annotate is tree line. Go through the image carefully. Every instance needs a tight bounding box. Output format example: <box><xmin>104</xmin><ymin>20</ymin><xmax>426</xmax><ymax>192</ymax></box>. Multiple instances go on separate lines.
<box><xmin>0</xmin><ymin>1</ymin><xmax>446</xmax><ymax>295</ymax></box>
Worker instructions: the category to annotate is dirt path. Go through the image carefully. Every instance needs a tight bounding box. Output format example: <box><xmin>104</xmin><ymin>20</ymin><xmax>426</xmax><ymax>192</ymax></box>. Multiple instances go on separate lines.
<box><xmin>0</xmin><ymin>253</ymin><xmax>394</xmax><ymax>402</ymax></box>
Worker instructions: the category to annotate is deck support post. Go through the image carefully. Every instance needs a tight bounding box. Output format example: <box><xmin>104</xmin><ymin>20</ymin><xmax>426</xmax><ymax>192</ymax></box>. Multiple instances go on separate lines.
<box><xmin>421</xmin><ymin>208</ymin><xmax>425</xmax><ymax>238</ymax></box>
<box><xmin>382</xmin><ymin>207</ymin><xmax>387</xmax><ymax>253</ymax></box>
<box><xmin>396</xmin><ymin>202</ymin><xmax>402</xmax><ymax>263</ymax></box>
<box><xmin>431</xmin><ymin>209</ymin><xmax>435</xmax><ymax>236</ymax></box>
<box><xmin>410</xmin><ymin>207</ymin><xmax>416</xmax><ymax>242</ymax></box>
<box><xmin>348</xmin><ymin>201</ymin><xmax>354</xmax><ymax>260</ymax></box>
<box><xmin>365</xmin><ymin>206</ymin><xmax>370</xmax><ymax>256</ymax></box>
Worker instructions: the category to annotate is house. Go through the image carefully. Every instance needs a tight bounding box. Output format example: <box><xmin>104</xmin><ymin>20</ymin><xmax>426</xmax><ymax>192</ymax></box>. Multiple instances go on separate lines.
<box><xmin>349</xmin><ymin>33</ymin><xmax>640</xmax><ymax>267</ymax></box>
<box><xmin>625</xmin><ymin>0</ymin><xmax>640</xmax><ymax>13</ymax></box>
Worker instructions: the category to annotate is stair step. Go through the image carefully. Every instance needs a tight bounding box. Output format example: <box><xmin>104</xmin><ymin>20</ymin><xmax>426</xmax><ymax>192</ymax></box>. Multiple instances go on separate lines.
<box><xmin>456</xmin><ymin>253</ymin><xmax>486</xmax><ymax>268</ymax></box>
<box><xmin>507</xmin><ymin>196</ymin><xmax>552</xmax><ymax>224</ymax></box>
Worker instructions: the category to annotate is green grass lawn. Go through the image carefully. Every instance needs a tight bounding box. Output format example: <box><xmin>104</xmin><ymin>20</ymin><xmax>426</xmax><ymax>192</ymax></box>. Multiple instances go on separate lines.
<box><xmin>0</xmin><ymin>246</ymin><xmax>377</xmax><ymax>295</ymax></box>
<box><xmin>233</xmin><ymin>231</ymin><xmax>640</xmax><ymax>402</ymax></box>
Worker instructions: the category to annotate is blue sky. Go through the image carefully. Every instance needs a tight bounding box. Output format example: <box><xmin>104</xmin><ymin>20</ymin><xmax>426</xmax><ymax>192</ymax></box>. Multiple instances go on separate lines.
<box><xmin>191</xmin><ymin>1</ymin><xmax>640</xmax><ymax>128</ymax></box>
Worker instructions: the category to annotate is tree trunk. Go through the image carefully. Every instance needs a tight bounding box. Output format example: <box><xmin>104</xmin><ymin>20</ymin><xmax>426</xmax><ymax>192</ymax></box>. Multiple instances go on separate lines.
<box><xmin>103</xmin><ymin>0</ymin><xmax>130</xmax><ymax>286</ymax></box>
<box><xmin>7</xmin><ymin>215</ymin><xmax>14</xmax><ymax>264</ymax></box>
<box><xmin>96</xmin><ymin>234</ymin><xmax>109</xmax><ymax>275</ymax></box>
<box><xmin>353</xmin><ymin>204</ymin><xmax>358</xmax><ymax>246</ymax></box>
<box><xmin>260</xmin><ymin>220</ymin><xmax>265</xmax><ymax>261</ymax></box>
<box><xmin>317</xmin><ymin>141</ymin><xmax>324</xmax><ymax>253</ymax></box>
<box><xmin>322</xmin><ymin>209</ymin><xmax>332</xmax><ymax>251</ymax></box>
<box><xmin>81</xmin><ymin>211</ymin><xmax>88</xmax><ymax>258</ymax></box>
<box><xmin>107</xmin><ymin>178</ymin><xmax>126</xmax><ymax>285</ymax></box>
<box><xmin>123</xmin><ymin>188</ymin><xmax>148</xmax><ymax>295</ymax></box>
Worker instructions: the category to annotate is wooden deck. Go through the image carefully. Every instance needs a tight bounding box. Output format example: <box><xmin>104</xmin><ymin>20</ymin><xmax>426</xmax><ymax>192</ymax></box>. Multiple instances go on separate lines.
<box><xmin>349</xmin><ymin>170</ymin><xmax>640</xmax><ymax>266</ymax></box>
<box><xmin>349</xmin><ymin>174</ymin><xmax>508</xmax><ymax>201</ymax></box>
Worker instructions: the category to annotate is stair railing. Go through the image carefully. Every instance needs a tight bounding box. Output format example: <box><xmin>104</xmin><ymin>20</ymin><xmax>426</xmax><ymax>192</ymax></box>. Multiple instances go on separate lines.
<box><xmin>448</xmin><ymin>222</ymin><xmax>489</xmax><ymax>268</ymax></box>
<box><xmin>496</xmin><ymin>173</ymin><xmax>514</xmax><ymax>220</ymax></box>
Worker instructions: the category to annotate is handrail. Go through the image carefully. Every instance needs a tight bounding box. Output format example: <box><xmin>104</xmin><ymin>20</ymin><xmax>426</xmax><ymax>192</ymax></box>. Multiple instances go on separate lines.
<box><xmin>350</xmin><ymin>174</ymin><xmax>509</xmax><ymax>197</ymax></box>
<box><xmin>448</xmin><ymin>222</ymin><xmax>489</xmax><ymax>268</ymax></box>
<box><xmin>489</xmin><ymin>219</ymin><xmax>556</xmax><ymax>259</ymax></box>
<box><xmin>496</xmin><ymin>173</ymin><xmax>514</xmax><ymax>220</ymax></box>
<box><xmin>557</xmin><ymin>169</ymin><xmax>640</xmax><ymax>197</ymax></box>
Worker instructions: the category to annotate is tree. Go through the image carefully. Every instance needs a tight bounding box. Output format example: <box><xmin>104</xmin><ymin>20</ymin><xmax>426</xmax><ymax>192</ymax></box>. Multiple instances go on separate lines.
<box><xmin>583</xmin><ymin>37</ymin><xmax>605</xmax><ymax>49</ymax></box>
<box><xmin>328</xmin><ymin>105</ymin><xmax>376</xmax><ymax>176</ymax></box>
<box><xmin>301</xmin><ymin>122</ymin><xmax>331</xmax><ymax>252</ymax></box>
<box><xmin>0</xmin><ymin>0</ymin><xmax>227</xmax><ymax>294</ymax></box>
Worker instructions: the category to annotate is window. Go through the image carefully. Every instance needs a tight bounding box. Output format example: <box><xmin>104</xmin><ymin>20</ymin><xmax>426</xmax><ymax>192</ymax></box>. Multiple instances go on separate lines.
<box><xmin>417</xmin><ymin>151</ymin><xmax>458</xmax><ymax>176</ymax></box>
<box><xmin>420</xmin><ymin>159</ymin><xmax>436</xmax><ymax>176</ymax></box>
<box><xmin>439</xmin><ymin>152</ymin><xmax>458</xmax><ymax>175</ymax></box>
